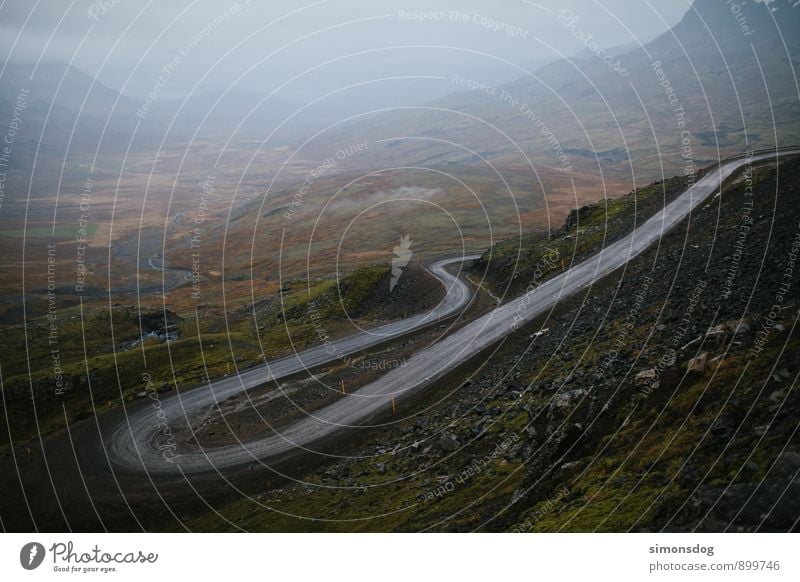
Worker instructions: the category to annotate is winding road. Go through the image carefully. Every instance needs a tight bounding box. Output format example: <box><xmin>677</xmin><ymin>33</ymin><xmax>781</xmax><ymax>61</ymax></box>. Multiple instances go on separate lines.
<box><xmin>103</xmin><ymin>150</ymin><xmax>798</xmax><ymax>476</ymax></box>
<box><xmin>106</xmin><ymin>255</ymin><xmax>479</xmax><ymax>473</ymax></box>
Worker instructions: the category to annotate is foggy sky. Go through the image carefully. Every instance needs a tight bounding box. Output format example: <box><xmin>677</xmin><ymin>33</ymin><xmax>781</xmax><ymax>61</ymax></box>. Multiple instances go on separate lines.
<box><xmin>1</xmin><ymin>0</ymin><xmax>695</xmax><ymax>106</ymax></box>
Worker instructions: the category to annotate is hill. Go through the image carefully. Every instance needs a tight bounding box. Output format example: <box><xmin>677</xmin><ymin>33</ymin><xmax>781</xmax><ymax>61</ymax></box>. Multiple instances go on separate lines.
<box><xmin>303</xmin><ymin>0</ymin><xmax>800</xmax><ymax>178</ymax></box>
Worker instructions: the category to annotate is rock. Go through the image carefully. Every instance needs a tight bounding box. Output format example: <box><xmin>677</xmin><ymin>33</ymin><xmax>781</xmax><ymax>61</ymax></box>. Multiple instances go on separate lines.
<box><xmin>135</xmin><ymin>391</ymin><xmax>148</xmax><ymax>399</ymax></box>
<box><xmin>768</xmin><ymin>389</ymin><xmax>786</xmax><ymax>402</ymax></box>
<box><xmin>414</xmin><ymin>417</ymin><xmax>429</xmax><ymax>430</ymax></box>
<box><xmin>686</xmin><ymin>352</ymin><xmax>709</xmax><ymax>375</ymax></box>
<box><xmin>635</xmin><ymin>369</ymin><xmax>658</xmax><ymax>385</ymax></box>
<box><xmin>705</xmin><ymin>324</ymin><xmax>730</xmax><ymax>345</ymax></box>
<box><xmin>554</xmin><ymin>388</ymin><xmax>588</xmax><ymax>409</ymax></box>
<box><xmin>727</xmin><ymin>318</ymin><xmax>752</xmax><ymax>337</ymax></box>
<box><xmin>438</xmin><ymin>433</ymin><xmax>460</xmax><ymax>452</ymax></box>
<box><xmin>554</xmin><ymin>423</ymin><xmax>584</xmax><ymax>452</ymax></box>
<box><xmin>731</xmin><ymin>320</ymin><xmax>753</xmax><ymax>344</ymax></box>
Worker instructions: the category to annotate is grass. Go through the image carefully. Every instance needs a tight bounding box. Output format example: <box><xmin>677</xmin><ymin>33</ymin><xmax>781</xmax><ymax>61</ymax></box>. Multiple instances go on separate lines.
<box><xmin>478</xmin><ymin>175</ymin><xmax>690</xmax><ymax>298</ymax></box>
<box><xmin>0</xmin><ymin>263</ymin><xmax>401</xmax><ymax>449</ymax></box>
<box><xmin>174</xmin><ymin>158</ymin><xmax>800</xmax><ymax>532</ymax></box>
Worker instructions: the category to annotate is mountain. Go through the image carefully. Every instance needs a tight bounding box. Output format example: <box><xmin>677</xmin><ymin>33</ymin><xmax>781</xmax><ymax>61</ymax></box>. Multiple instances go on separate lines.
<box><xmin>0</xmin><ymin>63</ymin><xmax>310</xmax><ymax>176</ymax></box>
<box><xmin>0</xmin><ymin>62</ymin><xmax>138</xmax><ymax>118</ymax></box>
<box><xmin>0</xmin><ymin>63</ymin><xmax>141</xmax><ymax>168</ymax></box>
<box><xmin>304</xmin><ymin>0</ymin><xmax>800</xmax><ymax>177</ymax></box>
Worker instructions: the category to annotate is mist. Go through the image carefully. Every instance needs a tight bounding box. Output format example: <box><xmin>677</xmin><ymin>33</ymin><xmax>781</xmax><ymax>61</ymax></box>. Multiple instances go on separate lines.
<box><xmin>1</xmin><ymin>0</ymin><xmax>692</xmax><ymax>113</ymax></box>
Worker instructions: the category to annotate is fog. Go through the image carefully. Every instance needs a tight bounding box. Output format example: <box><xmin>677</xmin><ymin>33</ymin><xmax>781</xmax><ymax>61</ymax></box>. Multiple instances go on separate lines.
<box><xmin>1</xmin><ymin>0</ymin><xmax>695</xmax><ymax>111</ymax></box>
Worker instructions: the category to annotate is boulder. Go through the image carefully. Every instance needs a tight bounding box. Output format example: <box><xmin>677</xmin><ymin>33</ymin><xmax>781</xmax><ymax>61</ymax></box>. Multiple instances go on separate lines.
<box><xmin>554</xmin><ymin>388</ymin><xmax>588</xmax><ymax>409</ymax></box>
<box><xmin>727</xmin><ymin>318</ymin><xmax>752</xmax><ymax>337</ymax></box>
<box><xmin>686</xmin><ymin>352</ymin><xmax>709</xmax><ymax>375</ymax></box>
<box><xmin>635</xmin><ymin>369</ymin><xmax>658</xmax><ymax>385</ymax></box>
<box><xmin>438</xmin><ymin>433</ymin><xmax>460</xmax><ymax>452</ymax></box>
<box><xmin>705</xmin><ymin>324</ymin><xmax>730</xmax><ymax>345</ymax></box>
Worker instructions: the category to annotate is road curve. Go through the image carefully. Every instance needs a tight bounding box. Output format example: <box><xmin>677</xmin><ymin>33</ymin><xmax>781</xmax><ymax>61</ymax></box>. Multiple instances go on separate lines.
<box><xmin>105</xmin><ymin>255</ymin><xmax>479</xmax><ymax>473</ymax></box>
<box><xmin>105</xmin><ymin>151</ymin><xmax>797</xmax><ymax>475</ymax></box>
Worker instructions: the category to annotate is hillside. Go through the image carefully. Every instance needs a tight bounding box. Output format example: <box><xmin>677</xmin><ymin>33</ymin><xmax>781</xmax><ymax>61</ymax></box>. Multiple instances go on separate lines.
<box><xmin>169</xmin><ymin>154</ymin><xmax>800</xmax><ymax>533</ymax></box>
<box><xmin>0</xmin><ymin>261</ymin><xmax>444</xmax><ymax>450</ymax></box>
<box><xmin>304</xmin><ymin>0</ymin><xmax>800</xmax><ymax>178</ymax></box>
<box><xmin>0</xmin><ymin>0</ymin><xmax>798</xmax><ymax>537</ymax></box>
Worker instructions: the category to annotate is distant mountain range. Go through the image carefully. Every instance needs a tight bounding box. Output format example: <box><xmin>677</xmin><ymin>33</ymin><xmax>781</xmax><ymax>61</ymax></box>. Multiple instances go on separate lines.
<box><xmin>304</xmin><ymin>0</ymin><xmax>800</xmax><ymax>176</ymax></box>
<box><xmin>0</xmin><ymin>61</ymin><xmax>314</xmax><ymax>178</ymax></box>
<box><xmin>2</xmin><ymin>0</ymin><xmax>798</xmax><ymax>180</ymax></box>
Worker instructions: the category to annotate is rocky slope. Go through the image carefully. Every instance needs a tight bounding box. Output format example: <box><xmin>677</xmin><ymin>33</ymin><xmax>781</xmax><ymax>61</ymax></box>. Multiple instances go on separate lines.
<box><xmin>179</xmin><ymin>154</ymin><xmax>799</xmax><ymax>532</ymax></box>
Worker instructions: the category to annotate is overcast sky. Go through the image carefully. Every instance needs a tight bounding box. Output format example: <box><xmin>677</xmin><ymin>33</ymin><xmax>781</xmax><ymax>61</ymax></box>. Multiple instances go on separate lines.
<box><xmin>1</xmin><ymin>0</ymin><xmax>694</xmax><ymax>106</ymax></box>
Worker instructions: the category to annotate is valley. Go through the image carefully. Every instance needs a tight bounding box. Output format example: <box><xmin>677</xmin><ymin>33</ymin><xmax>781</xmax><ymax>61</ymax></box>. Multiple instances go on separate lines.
<box><xmin>1</xmin><ymin>0</ymin><xmax>799</xmax><ymax>541</ymax></box>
